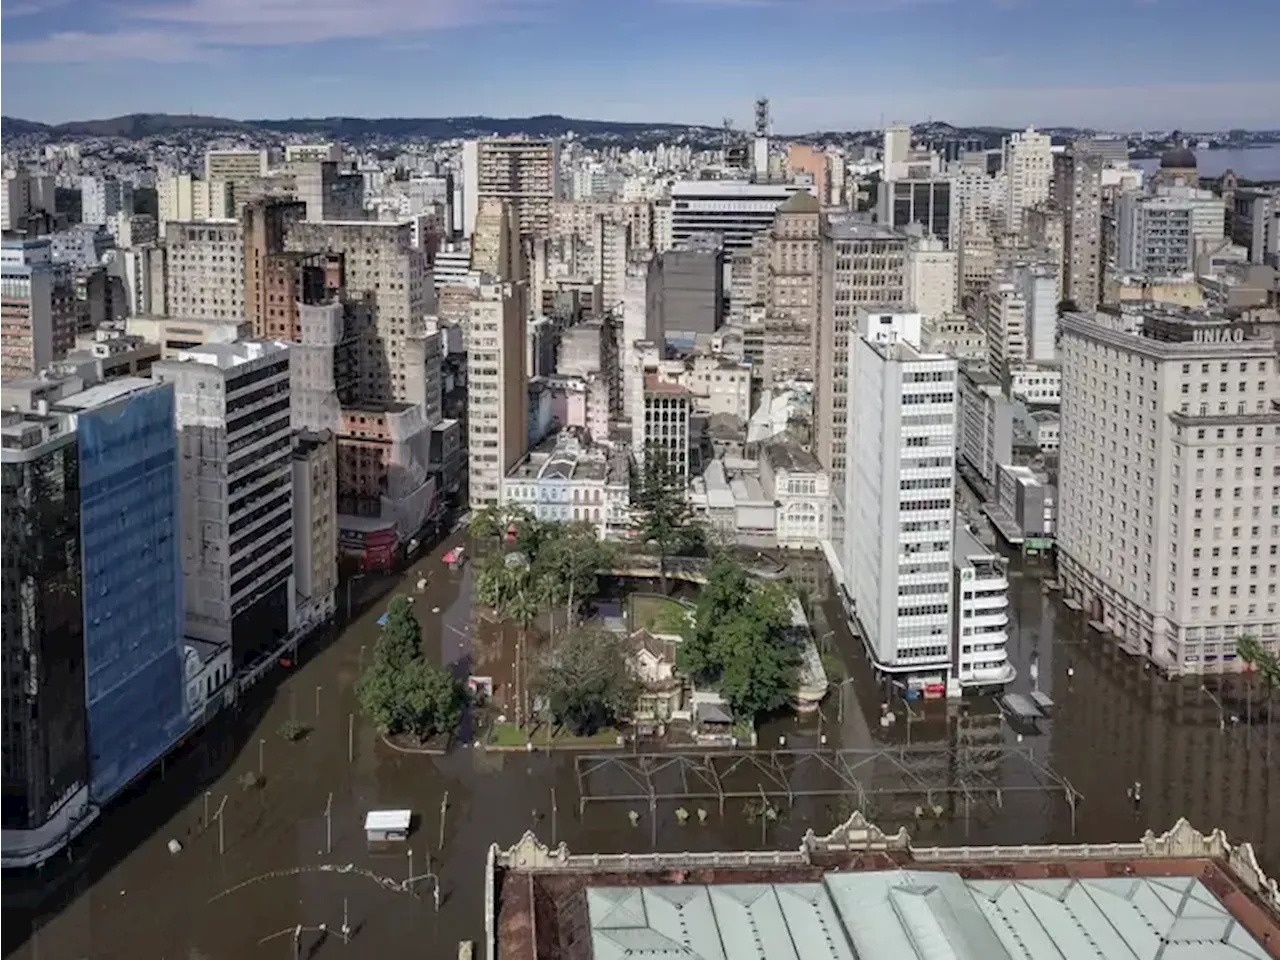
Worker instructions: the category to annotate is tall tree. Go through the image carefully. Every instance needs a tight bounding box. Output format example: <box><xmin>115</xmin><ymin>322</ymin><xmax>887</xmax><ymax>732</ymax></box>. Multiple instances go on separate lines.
<box><xmin>378</xmin><ymin>595</ymin><xmax>422</xmax><ymax>670</ymax></box>
<box><xmin>532</xmin><ymin>627</ymin><xmax>639</xmax><ymax>736</ymax></box>
<box><xmin>539</xmin><ymin>521</ymin><xmax>615</xmax><ymax>628</ymax></box>
<box><xmin>468</xmin><ymin>503</ymin><xmax>505</xmax><ymax>542</ymax></box>
<box><xmin>1237</xmin><ymin>635</ymin><xmax>1279</xmax><ymax>690</ymax></box>
<box><xmin>356</xmin><ymin>594</ymin><xmax>461</xmax><ymax>742</ymax></box>
<box><xmin>677</xmin><ymin>556</ymin><xmax>799</xmax><ymax>722</ymax></box>
<box><xmin>476</xmin><ymin>552</ymin><xmax>541</xmax><ymax>725</ymax></box>
<box><xmin>630</xmin><ymin>446</ymin><xmax>693</xmax><ymax>593</ymax></box>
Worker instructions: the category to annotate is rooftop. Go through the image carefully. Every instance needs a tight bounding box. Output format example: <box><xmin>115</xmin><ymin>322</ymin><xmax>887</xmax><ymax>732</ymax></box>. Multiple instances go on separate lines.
<box><xmin>172</xmin><ymin>340</ymin><xmax>290</xmax><ymax>370</ymax></box>
<box><xmin>490</xmin><ymin>817</ymin><xmax>1280</xmax><ymax>960</ymax></box>
<box><xmin>52</xmin><ymin>376</ymin><xmax>159</xmax><ymax>412</ymax></box>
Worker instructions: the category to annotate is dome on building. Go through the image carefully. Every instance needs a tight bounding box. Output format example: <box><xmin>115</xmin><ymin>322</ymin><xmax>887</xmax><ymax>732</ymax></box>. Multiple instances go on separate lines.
<box><xmin>1160</xmin><ymin>147</ymin><xmax>1197</xmax><ymax>169</ymax></box>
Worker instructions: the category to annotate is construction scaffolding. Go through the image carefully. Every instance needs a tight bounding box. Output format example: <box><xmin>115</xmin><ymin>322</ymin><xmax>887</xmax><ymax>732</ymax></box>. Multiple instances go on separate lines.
<box><xmin>575</xmin><ymin>747</ymin><xmax>1084</xmax><ymax>834</ymax></box>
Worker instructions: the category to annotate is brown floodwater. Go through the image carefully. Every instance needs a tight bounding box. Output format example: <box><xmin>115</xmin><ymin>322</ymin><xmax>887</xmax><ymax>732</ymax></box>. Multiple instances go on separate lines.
<box><xmin>3</xmin><ymin>540</ymin><xmax>1277</xmax><ymax>959</ymax></box>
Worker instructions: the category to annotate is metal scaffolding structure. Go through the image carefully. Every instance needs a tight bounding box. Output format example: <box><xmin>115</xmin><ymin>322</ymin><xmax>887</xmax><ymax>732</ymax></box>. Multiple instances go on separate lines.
<box><xmin>575</xmin><ymin>747</ymin><xmax>1084</xmax><ymax>834</ymax></box>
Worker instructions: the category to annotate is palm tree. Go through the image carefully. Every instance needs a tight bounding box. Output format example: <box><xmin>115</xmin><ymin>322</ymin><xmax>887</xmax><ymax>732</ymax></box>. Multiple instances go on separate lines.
<box><xmin>1237</xmin><ymin>635</ymin><xmax>1278</xmax><ymax>744</ymax></box>
<box><xmin>476</xmin><ymin>552</ymin><xmax>541</xmax><ymax>726</ymax></box>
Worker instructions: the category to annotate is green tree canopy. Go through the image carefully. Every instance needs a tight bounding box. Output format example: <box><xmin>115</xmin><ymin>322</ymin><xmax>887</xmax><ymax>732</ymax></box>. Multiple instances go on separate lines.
<box><xmin>379</xmin><ymin>595</ymin><xmax>422</xmax><ymax>671</ymax></box>
<box><xmin>1237</xmin><ymin>635</ymin><xmax>1279</xmax><ymax>690</ymax></box>
<box><xmin>536</xmin><ymin>520</ymin><xmax>616</xmax><ymax>626</ymax></box>
<box><xmin>677</xmin><ymin>555</ymin><xmax>799</xmax><ymax>722</ymax></box>
<box><xmin>630</xmin><ymin>446</ymin><xmax>694</xmax><ymax>590</ymax></box>
<box><xmin>532</xmin><ymin>627</ymin><xmax>640</xmax><ymax>735</ymax></box>
<box><xmin>355</xmin><ymin>593</ymin><xmax>461</xmax><ymax>741</ymax></box>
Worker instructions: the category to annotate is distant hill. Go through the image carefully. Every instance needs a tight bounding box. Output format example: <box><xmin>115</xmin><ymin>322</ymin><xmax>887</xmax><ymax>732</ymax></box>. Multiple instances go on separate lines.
<box><xmin>1</xmin><ymin>112</ymin><xmax>722</xmax><ymax>142</ymax></box>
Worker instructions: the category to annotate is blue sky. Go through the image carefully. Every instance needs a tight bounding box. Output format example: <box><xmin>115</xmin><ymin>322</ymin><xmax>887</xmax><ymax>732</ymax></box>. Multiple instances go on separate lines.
<box><xmin>3</xmin><ymin>0</ymin><xmax>1278</xmax><ymax>130</ymax></box>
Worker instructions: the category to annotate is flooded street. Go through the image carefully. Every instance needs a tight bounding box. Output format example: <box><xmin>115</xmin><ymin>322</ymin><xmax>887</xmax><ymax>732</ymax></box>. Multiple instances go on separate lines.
<box><xmin>4</xmin><ymin>540</ymin><xmax>1278</xmax><ymax>959</ymax></box>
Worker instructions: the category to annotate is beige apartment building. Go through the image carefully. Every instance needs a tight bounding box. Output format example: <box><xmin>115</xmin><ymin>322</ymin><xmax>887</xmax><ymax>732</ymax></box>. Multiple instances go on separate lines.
<box><xmin>1002</xmin><ymin>126</ymin><xmax>1053</xmax><ymax>238</ymax></box>
<box><xmin>468</xmin><ymin>279</ymin><xmax>529</xmax><ymax>508</ymax></box>
<box><xmin>205</xmin><ymin>149</ymin><xmax>269</xmax><ymax>211</ymax></box>
<box><xmin>156</xmin><ymin>174</ymin><xmax>234</xmax><ymax>237</ymax></box>
<box><xmin>285</xmin><ymin>220</ymin><xmax>437</xmax><ymax>412</ymax></box>
<box><xmin>552</xmin><ymin>199</ymin><xmax>654</xmax><ymax>253</ymax></box>
<box><xmin>816</xmin><ymin>217</ymin><xmax>908</xmax><ymax>489</ymax></box>
<box><xmin>1057</xmin><ymin>307</ymin><xmax>1280</xmax><ymax>675</ymax></box>
<box><xmin>471</xmin><ymin>198</ymin><xmax>520</xmax><ymax>281</ymax></box>
<box><xmin>762</xmin><ymin>192</ymin><xmax>822</xmax><ymax>382</ymax></box>
<box><xmin>463</xmin><ymin>138</ymin><xmax>559</xmax><ymax>240</ymax></box>
<box><xmin>164</xmin><ymin>220</ymin><xmax>245</xmax><ymax>320</ymax></box>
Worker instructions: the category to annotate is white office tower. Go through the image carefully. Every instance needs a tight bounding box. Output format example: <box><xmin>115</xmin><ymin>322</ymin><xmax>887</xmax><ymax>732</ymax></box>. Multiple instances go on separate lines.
<box><xmin>843</xmin><ymin>310</ymin><xmax>960</xmax><ymax>688</ymax></box>
<box><xmin>1001</xmin><ymin>126</ymin><xmax>1053</xmax><ymax>237</ymax></box>
<box><xmin>153</xmin><ymin>341</ymin><xmax>295</xmax><ymax>652</ymax></box>
<box><xmin>592</xmin><ymin>216</ymin><xmax>630</xmax><ymax>312</ymax></box>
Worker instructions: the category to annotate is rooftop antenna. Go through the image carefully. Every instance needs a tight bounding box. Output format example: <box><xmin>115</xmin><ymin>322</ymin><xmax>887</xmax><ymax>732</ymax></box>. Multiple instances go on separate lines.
<box><xmin>754</xmin><ymin>97</ymin><xmax>771</xmax><ymax>138</ymax></box>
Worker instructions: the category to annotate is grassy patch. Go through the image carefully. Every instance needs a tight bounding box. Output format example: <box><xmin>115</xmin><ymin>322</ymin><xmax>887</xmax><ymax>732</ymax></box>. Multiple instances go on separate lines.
<box><xmin>488</xmin><ymin>722</ymin><xmax>622</xmax><ymax>748</ymax></box>
<box><xmin>630</xmin><ymin>594</ymin><xmax>691</xmax><ymax>634</ymax></box>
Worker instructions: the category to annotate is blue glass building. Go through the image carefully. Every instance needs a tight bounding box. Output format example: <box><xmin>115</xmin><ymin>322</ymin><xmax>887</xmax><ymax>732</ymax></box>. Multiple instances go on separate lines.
<box><xmin>64</xmin><ymin>380</ymin><xmax>186</xmax><ymax>803</ymax></box>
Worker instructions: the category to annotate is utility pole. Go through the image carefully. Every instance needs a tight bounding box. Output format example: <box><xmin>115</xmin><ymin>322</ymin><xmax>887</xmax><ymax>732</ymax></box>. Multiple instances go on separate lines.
<box><xmin>551</xmin><ymin>788</ymin><xmax>558</xmax><ymax>846</ymax></box>
<box><xmin>407</xmin><ymin>848</ymin><xmax>414</xmax><ymax>895</ymax></box>
<box><xmin>341</xmin><ymin>899</ymin><xmax>350</xmax><ymax>945</ymax></box>
<box><xmin>203</xmin><ymin>790</ymin><xmax>211</xmax><ymax>828</ymax></box>
<box><xmin>315</xmin><ymin>684</ymin><xmax>322</xmax><ymax>719</ymax></box>
<box><xmin>348</xmin><ymin>713</ymin><xmax>354</xmax><ymax>764</ymax></box>
<box><xmin>214</xmin><ymin>795</ymin><xmax>228</xmax><ymax>855</ymax></box>
<box><xmin>438</xmin><ymin>792</ymin><xmax>448</xmax><ymax>851</ymax></box>
<box><xmin>258</xmin><ymin>737</ymin><xmax>265</xmax><ymax>776</ymax></box>
<box><xmin>325</xmin><ymin>792</ymin><xmax>333</xmax><ymax>855</ymax></box>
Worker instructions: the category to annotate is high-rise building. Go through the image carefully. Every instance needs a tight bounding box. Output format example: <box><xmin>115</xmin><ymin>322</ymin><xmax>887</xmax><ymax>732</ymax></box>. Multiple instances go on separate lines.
<box><xmin>462</xmin><ymin>138</ymin><xmax>560</xmax><ymax>240</ymax></box>
<box><xmin>1057</xmin><ymin>307</ymin><xmax>1280</xmax><ymax>674</ymax></box>
<box><xmin>842</xmin><ymin>309</ymin><xmax>960</xmax><ymax>685</ymax></box>
<box><xmin>1052</xmin><ymin>149</ymin><xmax>1104</xmax><ymax>312</ymax></box>
<box><xmin>156</xmin><ymin>174</ymin><xmax>234</xmax><ymax>237</ymax></box>
<box><xmin>816</xmin><ymin>217</ymin><xmax>908</xmax><ymax>489</ymax></box>
<box><xmin>292</xmin><ymin>161</ymin><xmax>364</xmax><ymax>223</ymax></box>
<box><xmin>471</xmin><ymin>198</ymin><xmax>520</xmax><ymax>281</ymax></box>
<box><xmin>291</xmin><ymin>430</ymin><xmax>338</xmax><ymax>631</ymax></box>
<box><xmin>164</xmin><ymin>219</ymin><xmax>246</xmax><ymax>320</ymax></box>
<box><xmin>763</xmin><ymin>191</ymin><xmax>822</xmax><ymax>381</ymax></box>
<box><xmin>1116</xmin><ymin>187</ymin><xmax>1225</xmax><ymax>277</ymax></box>
<box><xmin>80</xmin><ymin>176</ymin><xmax>133</xmax><ymax>227</ymax></box>
<box><xmin>2</xmin><ymin>169</ymin><xmax>56</xmax><ymax>231</ymax></box>
<box><xmin>646</xmin><ymin>236</ymin><xmax>725</xmax><ymax>338</ymax></box>
<box><xmin>467</xmin><ymin>280</ymin><xmax>528</xmax><ymax>508</ymax></box>
<box><xmin>2</xmin><ymin>412</ymin><xmax>89</xmax><ymax>853</ymax></box>
<box><xmin>592</xmin><ymin>215</ymin><xmax>630</xmax><ymax>313</ymax></box>
<box><xmin>52</xmin><ymin>379</ymin><xmax>186</xmax><ymax>803</ymax></box>
<box><xmin>285</xmin><ymin>220</ymin><xmax>436</xmax><ymax>410</ymax></box>
<box><xmin>153</xmin><ymin>342</ymin><xmax>295</xmax><ymax>666</ymax></box>
<box><xmin>881</xmin><ymin>178</ymin><xmax>952</xmax><ymax>246</ymax></box>
<box><xmin>1</xmin><ymin>239</ymin><xmax>78</xmax><ymax>380</ymax></box>
<box><xmin>241</xmin><ymin>198</ymin><xmax>337</xmax><ymax>340</ymax></box>
<box><xmin>204</xmin><ymin>149</ymin><xmax>269</xmax><ymax>211</ymax></box>
<box><xmin>669</xmin><ymin>181</ymin><xmax>803</xmax><ymax>252</ymax></box>
<box><xmin>1002</xmin><ymin>126</ymin><xmax>1053</xmax><ymax>237</ymax></box>
<box><xmin>786</xmin><ymin>144</ymin><xmax>829</xmax><ymax>205</ymax></box>
<box><xmin>905</xmin><ymin>234</ymin><xmax>958</xmax><ymax>323</ymax></box>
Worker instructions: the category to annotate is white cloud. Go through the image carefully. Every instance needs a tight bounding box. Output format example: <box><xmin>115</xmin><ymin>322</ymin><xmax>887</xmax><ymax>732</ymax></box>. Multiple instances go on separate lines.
<box><xmin>122</xmin><ymin>0</ymin><xmax>532</xmax><ymax>45</ymax></box>
<box><xmin>1</xmin><ymin>0</ymin><xmax>74</xmax><ymax>18</ymax></box>
<box><xmin>3</xmin><ymin>28</ymin><xmax>214</xmax><ymax>62</ymax></box>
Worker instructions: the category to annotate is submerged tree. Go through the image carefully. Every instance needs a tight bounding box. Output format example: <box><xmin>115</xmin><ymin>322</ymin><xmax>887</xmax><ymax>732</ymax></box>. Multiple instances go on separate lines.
<box><xmin>532</xmin><ymin>627</ymin><xmax>639</xmax><ymax>736</ymax></box>
<box><xmin>355</xmin><ymin>593</ymin><xmax>461</xmax><ymax>742</ymax></box>
<box><xmin>677</xmin><ymin>555</ymin><xmax>799</xmax><ymax>722</ymax></box>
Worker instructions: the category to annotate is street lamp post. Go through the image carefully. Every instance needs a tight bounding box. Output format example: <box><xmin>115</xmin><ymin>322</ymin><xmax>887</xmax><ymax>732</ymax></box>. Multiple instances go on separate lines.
<box><xmin>1202</xmin><ymin>685</ymin><xmax>1227</xmax><ymax>732</ymax></box>
<box><xmin>258</xmin><ymin>737</ymin><xmax>265</xmax><ymax>775</ymax></box>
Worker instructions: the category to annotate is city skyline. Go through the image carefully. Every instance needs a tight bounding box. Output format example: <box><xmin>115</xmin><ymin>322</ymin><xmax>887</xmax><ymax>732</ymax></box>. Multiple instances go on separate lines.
<box><xmin>3</xmin><ymin>0</ymin><xmax>1279</xmax><ymax>130</ymax></box>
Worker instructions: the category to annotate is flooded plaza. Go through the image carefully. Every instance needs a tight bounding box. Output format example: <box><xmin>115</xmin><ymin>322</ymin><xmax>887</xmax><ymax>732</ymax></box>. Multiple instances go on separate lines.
<box><xmin>3</xmin><ymin>537</ymin><xmax>1278</xmax><ymax>959</ymax></box>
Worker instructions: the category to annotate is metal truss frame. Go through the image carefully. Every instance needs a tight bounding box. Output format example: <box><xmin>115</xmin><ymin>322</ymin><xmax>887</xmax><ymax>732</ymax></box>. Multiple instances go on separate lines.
<box><xmin>575</xmin><ymin>746</ymin><xmax>1084</xmax><ymax>833</ymax></box>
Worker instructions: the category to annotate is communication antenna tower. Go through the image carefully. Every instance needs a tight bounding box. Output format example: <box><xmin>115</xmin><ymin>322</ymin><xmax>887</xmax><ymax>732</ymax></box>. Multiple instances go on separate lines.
<box><xmin>754</xmin><ymin>97</ymin><xmax>771</xmax><ymax>138</ymax></box>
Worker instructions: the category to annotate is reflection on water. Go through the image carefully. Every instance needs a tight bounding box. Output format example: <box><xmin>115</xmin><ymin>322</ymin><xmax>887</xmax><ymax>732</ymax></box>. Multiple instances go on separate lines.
<box><xmin>4</xmin><ymin>544</ymin><xmax>1277</xmax><ymax>959</ymax></box>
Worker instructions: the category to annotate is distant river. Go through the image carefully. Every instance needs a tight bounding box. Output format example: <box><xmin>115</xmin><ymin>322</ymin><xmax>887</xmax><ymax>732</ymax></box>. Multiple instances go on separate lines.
<box><xmin>1134</xmin><ymin>144</ymin><xmax>1280</xmax><ymax>181</ymax></box>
